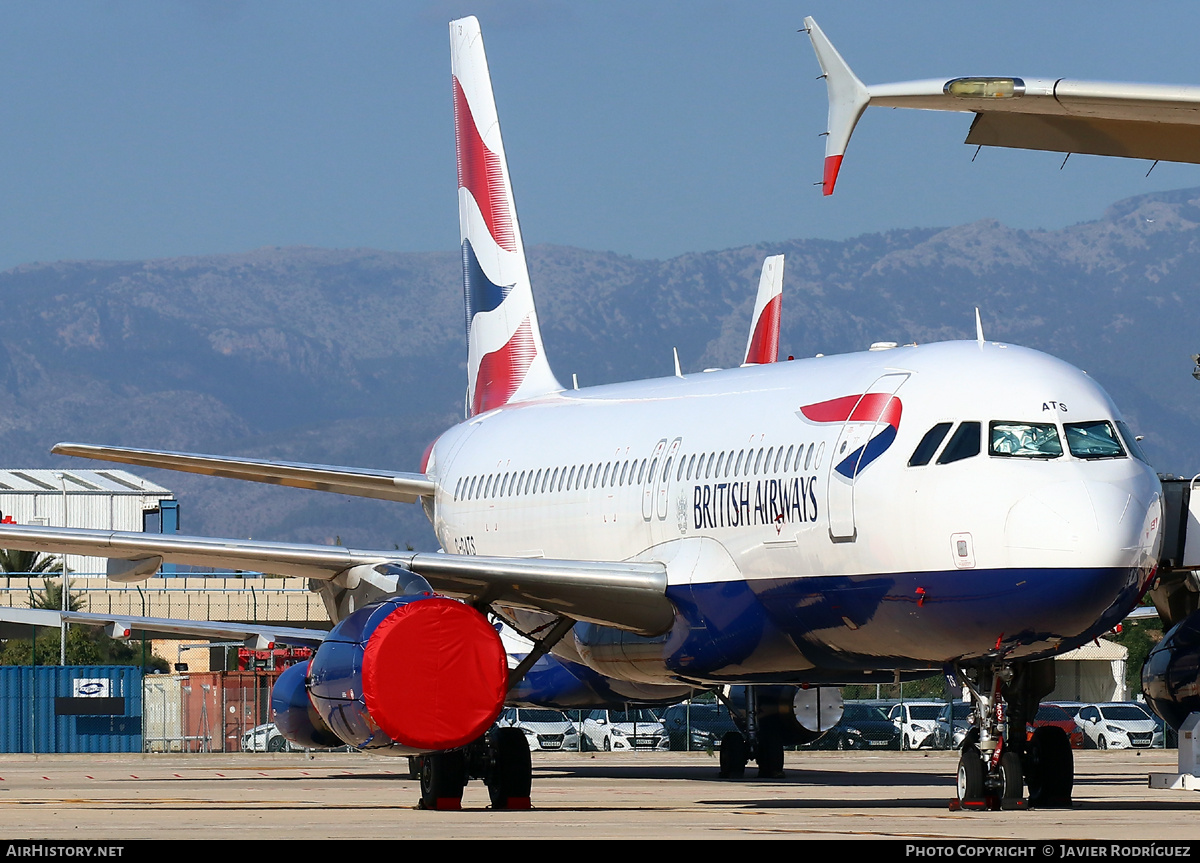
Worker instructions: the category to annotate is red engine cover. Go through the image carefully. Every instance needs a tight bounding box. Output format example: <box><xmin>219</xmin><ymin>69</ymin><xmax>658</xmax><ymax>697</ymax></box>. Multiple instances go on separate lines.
<box><xmin>361</xmin><ymin>597</ymin><xmax>508</xmax><ymax>750</ymax></box>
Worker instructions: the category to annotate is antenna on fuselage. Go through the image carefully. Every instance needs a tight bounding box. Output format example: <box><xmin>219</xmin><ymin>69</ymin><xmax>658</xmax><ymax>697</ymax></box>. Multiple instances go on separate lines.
<box><xmin>975</xmin><ymin>308</ymin><xmax>985</xmax><ymax>345</ymax></box>
<box><xmin>673</xmin><ymin>347</ymin><xmax>683</xmax><ymax>378</ymax></box>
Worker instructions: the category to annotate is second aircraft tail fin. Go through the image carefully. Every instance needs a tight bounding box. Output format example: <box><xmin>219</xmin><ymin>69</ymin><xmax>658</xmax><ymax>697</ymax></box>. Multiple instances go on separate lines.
<box><xmin>743</xmin><ymin>255</ymin><xmax>784</xmax><ymax>365</ymax></box>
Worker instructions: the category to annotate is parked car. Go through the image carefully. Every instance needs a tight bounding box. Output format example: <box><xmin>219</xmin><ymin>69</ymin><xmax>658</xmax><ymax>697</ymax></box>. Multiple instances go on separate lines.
<box><xmin>496</xmin><ymin>707</ymin><xmax>580</xmax><ymax>751</ymax></box>
<box><xmin>241</xmin><ymin>723</ymin><xmax>298</xmax><ymax>752</ymax></box>
<box><xmin>661</xmin><ymin>702</ymin><xmax>739</xmax><ymax>751</ymax></box>
<box><xmin>581</xmin><ymin>709</ymin><xmax>669</xmax><ymax>752</ymax></box>
<box><xmin>1074</xmin><ymin>702</ymin><xmax>1163</xmax><ymax>749</ymax></box>
<box><xmin>934</xmin><ymin>701</ymin><xmax>973</xmax><ymax>750</ymax></box>
<box><xmin>888</xmin><ymin>701</ymin><xmax>943</xmax><ymax>749</ymax></box>
<box><xmin>808</xmin><ymin>702</ymin><xmax>899</xmax><ymax>750</ymax></box>
<box><xmin>1026</xmin><ymin>703</ymin><xmax>1085</xmax><ymax>749</ymax></box>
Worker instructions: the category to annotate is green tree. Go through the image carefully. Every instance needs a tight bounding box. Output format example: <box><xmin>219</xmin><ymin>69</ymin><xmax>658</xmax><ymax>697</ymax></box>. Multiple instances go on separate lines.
<box><xmin>0</xmin><ymin>548</ymin><xmax>65</xmax><ymax>577</ymax></box>
<box><xmin>29</xmin><ymin>577</ymin><xmax>85</xmax><ymax>612</ymax></box>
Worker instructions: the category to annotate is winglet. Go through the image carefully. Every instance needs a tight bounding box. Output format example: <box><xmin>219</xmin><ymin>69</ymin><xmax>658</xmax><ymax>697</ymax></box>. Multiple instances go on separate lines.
<box><xmin>744</xmin><ymin>255</ymin><xmax>784</xmax><ymax>364</ymax></box>
<box><xmin>805</xmin><ymin>17</ymin><xmax>869</xmax><ymax>195</ymax></box>
<box><xmin>975</xmin><ymin>307</ymin><xmax>985</xmax><ymax>345</ymax></box>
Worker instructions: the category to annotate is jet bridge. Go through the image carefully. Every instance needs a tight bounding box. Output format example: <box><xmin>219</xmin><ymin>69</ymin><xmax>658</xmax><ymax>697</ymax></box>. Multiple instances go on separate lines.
<box><xmin>1150</xmin><ymin>475</ymin><xmax>1200</xmax><ymax>628</ymax></box>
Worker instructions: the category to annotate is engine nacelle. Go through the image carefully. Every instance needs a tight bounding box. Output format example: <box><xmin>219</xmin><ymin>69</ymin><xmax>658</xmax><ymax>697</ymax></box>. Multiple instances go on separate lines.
<box><xmin>271</xmin><ymin>659</ymin><xmax>344</xmax><ymax>749</ymax></box>
<box><xmin>1142</xmin><ymin>608</ymin><xmax>1200</xmax><ymax>730</ymax></box>
<box><xmin>307</xmin><ymin>590</ymin><xmax>508</xmax><ymax>754</ymax></box>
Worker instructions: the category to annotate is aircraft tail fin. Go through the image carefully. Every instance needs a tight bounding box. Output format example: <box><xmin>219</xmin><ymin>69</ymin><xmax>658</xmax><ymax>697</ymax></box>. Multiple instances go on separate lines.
<box><xmin>450</xmin><ymin>17</ymin><xmax>562</xmax><ymax>416</ymax></box>
<box><xmin>743</xmin><ymin>255</ymin><xmax>784</xmax><ymax>365</ymax></box>
<box><xmin>804</xmin><ymin>17</ymin><xmax>869</xmax><ymax>196</ymax></box>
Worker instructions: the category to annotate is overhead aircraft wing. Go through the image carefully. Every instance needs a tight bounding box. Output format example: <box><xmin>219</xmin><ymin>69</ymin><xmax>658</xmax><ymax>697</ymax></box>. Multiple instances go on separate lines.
<box><xmin>0</xmin><ymin>605</ymin><xmax>327</xmax><ymax>648</ymax></box>
<box><xmin>52</xmin><ymin>442</ymin><xmax>434</xmax><ymax>503</ymax></box>
<box><xmin>0</xmin><ymin>524</ymin><xmax>673</xmax><ymax>636</ymax></box>
<box><xmin>805</xmin><ymin>16</ymin><xmax>1200</xmax><ymax>194</ymax></box>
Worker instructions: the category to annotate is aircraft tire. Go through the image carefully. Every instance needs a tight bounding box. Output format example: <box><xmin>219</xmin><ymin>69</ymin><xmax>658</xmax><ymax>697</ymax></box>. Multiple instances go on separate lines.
<box><xmin>998</xmin><ymin>749</ymin><xmax>1024</xmax><ymax>802</ymax></box>
<box><xmin>756</xmin><ymin>726</ymin><xmax>785</xmax><ymax>779</ymax></box>
<box><xmin>956</xmin><ymin>744</ymin><xmax>985</xmax><ymax>802</ymax></box>
<box><xmin>419</xmin><ymin>750</ymin><xmax>467</xmax><ymax>810</ymax></box>
<box><xmin>487</xmin><ymin>727</ymin><xmax>532</xmax><ymax>810</ymax></box>
<box><xmin>718</xmin><ymin>731</ymin><xmax>747</xmax><ymax>779</ymax></box>
<box><xmin>1025</xmin><ymin>726</ymin><xmax>1073</xmax><ymax>808</ymax></box>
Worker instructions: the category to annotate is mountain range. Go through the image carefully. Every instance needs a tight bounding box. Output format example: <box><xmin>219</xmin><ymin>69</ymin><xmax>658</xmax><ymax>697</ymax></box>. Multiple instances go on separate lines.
<box><xmin>4</xmin><ymin>186</ymin><xmax>1199</xmax><ymax>552</ymax></box>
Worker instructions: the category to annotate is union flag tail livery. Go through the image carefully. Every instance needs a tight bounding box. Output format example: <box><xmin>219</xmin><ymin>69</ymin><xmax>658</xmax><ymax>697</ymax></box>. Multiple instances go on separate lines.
<box><xmin>451</xmin><ymin>16</ymin><xmax>561</xmax><ymax>416</ymax></box>
<box><xmin>743</xmin><ymin>255</ymin><xmax>784</xmax><ymax>365</ymax></box>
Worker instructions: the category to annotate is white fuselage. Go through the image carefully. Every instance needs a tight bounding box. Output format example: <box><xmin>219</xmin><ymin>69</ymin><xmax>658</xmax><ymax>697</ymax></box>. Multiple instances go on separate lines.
<box><xmin>426</xmin><ymin>340</ymin><xmax>1161</xmax><ymax>685</ymax></box>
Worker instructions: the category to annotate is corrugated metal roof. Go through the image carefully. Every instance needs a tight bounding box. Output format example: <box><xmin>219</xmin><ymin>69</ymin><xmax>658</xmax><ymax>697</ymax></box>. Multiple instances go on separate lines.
<box><xmin>0</xmin><ymin>469</ymin><xmax>171</xmax><ymax>494</ymax></box>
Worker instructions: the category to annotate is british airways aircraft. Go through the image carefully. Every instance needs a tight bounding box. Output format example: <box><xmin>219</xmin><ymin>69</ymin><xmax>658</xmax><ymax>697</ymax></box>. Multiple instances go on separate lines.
<box><xmin>0</xmin><ymin>16</ymin><xmax>1173</xmax><ymax>812</ymax></box>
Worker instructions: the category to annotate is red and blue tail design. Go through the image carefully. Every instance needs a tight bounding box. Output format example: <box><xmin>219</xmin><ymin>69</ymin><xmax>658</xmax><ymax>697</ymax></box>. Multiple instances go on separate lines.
<box><xmin>801</xmin><ymin>393</ymin><xmax>903</xmax><ymax>478</ymax></box>
<box><xmin>451</xmin><ymin>17</ymin><xmax>561</xmax><ymax>417</ymax></box>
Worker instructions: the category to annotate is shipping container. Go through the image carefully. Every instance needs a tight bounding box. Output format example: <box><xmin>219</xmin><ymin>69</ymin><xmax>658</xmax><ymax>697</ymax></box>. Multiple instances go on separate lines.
<box><xmin>0</xmin><ymin>666</ymin><xmax>143</xmax><ymax>753</ymax></box>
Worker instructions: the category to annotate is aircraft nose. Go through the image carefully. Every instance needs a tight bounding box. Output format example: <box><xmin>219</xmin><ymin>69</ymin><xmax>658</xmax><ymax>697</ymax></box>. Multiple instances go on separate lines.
<box><xmin>1004</xmin><ymin>479</ymin><xmax>1160</xmax><ymax>570</ymax></box>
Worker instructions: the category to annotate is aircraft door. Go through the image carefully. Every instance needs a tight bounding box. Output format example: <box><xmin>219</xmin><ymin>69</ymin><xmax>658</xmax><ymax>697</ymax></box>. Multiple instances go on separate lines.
<box><xmin>656</xmin><ymin>438</ymin><xmax>682</xmax><ymax>520</ymax></box>
<box><xmin>642</xmin><ymin>439</ymin><xmax>667</xmax><ymax>521</ymax></box>
<box><xmin>827</xmin><ymin>373</ymin><xmax>909</xmax><ymax>541</ymax></box>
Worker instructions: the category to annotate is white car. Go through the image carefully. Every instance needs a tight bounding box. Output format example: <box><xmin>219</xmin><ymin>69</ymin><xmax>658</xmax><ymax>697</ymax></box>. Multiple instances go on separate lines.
<box><xmin>496</xmin><ymin>708</ymin><xmax>581</xmax><ymax>751</ymax></box>
<box><xmin>1074</xmin><ymin>703</ymin><xmax>1163</xmax><ymax>749</ymax></box>
<box><xmin>581</xmin><ymin>709</ymin><xmax>669</xmax><ymax>752</ymax></box>
<box><xmin>888</xmin><ymin>702</ymin><xmax>944</xmax><ymax>750</ymax></box>
<box><xmin>240</xmin><ymin>723</ymin><xmax>296</xmax><ymax>753</ymax></box>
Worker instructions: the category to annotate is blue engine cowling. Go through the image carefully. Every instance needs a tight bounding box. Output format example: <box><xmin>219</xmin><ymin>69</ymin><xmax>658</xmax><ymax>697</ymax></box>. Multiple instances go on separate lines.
<box><xmin>271</xmin><ymin>659</ymin><xmax>344</xmax><ymax>749</ymax></box>
<box><xmin>1142</xmin><ymin>608</ymin><xmax>1200</xmax><ymax>729</ymax></box>
<box><xmin>305</xmin><ymin>583</ymin><xmax>509</xmax><ymax>755</ymax></box>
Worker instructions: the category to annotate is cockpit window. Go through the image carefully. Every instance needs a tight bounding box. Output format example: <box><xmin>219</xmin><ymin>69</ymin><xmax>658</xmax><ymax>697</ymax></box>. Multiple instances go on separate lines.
<box><xmin>936</xmin><ymin>422</ymin><xmax>981</xmax><ymax>464</ymax></box>
<box><xmin>1064</xmin><ymin>421</ymin><xmax>1126</xmax><ymax>460</ymax></box>
<box><xmin>1116</xmin><ymin>421</ymin><xmax>1151</xmax><ymax>464</ymax></box>
<box><xmin>988</xmin><ymin>421</ymin><xmax>1062</xmax><ymax>459</ymax></box>
<box><xmin>909</xmin><ymin>422</ymin><xmax>953</xmax><ymax>467</ymax></box>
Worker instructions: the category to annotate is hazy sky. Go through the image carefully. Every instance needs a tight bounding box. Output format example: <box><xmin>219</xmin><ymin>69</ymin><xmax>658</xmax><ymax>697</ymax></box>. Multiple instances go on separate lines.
<box><xmin>2</xmin><ymin>1</ymin><xmax>1199</xmax><ymax>270</ymax></box>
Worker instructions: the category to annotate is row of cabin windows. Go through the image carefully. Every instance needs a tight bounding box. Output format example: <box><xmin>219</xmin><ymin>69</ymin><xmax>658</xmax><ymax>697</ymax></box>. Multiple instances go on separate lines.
<box><xmin>451</xmin><ymin>440</ymin><xmax>826</xmax><ymax>503</ymax></box>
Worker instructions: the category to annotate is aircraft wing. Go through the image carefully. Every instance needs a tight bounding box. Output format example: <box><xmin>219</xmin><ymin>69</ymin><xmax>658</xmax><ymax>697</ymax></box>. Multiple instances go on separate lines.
<box><xmin>0</xmin><ymin>524</ymin><xmax>673</xmax><ymax>636</ymax></box>
<box><xmin>805</xmin><ymin>16</ymin><xmax>1200</xmax><ymax>194</ymax></box>
<box><xmin>0</xmin><ymin>605</ymin><xmax>327</xmax><ymax>648</ymax></box>
<box><xmin>51</xmin><ymin>442</ymin><xmax>435</xmax><ymax>504</ymax></box>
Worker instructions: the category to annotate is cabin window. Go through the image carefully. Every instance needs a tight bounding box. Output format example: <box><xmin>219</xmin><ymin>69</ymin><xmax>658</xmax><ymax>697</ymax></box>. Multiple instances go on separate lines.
<box><xmin>585</xmin><ymin>464</ymin><xmax>594</xmax><ymax>488</ymax></box>
<box><xmin>938</xmin><ymin>422</ymin><xmax>983</xmax><ymax>464</ymax></box>
<box><xmin>1064</xmin><ymin>421</ymin><xmax>1125</xmax><ymax>460</ymax></box>
<box><xmin>909</xmin><ymin>422</ymin><xmax>953</xmax><ymax>467</ymax></box>
<box><xmin>733</xmin><ymin>450</ymin><xmax>744</xmax><ymax>476</ymax></box>
<box><xmin>813</xmin><ymin>442</ymin><xmax>824</xmax><ymax>469</ymax></box>
<box><xmin>686</xmin><ymin>454</ymin><xmax>696</xmax><ymax>480</ymax></box>
<box><xmin>663</xmin><ymin>457</ymin><xmax>673</xmax><ymax>482</ymax></box>
<box><xmin>988</xmin><ymin>421</ymin><xmax>1061</xmax><ymax>459</ymax></box>
<box><xmin>715</xmin><ymin>452</ymin><xmax>725</xmax><ymax>477</ymax></box>
<box><xmin>567</xmin><ymin>466</ymin><xmax>576</xmax><ymax>490</ymax></box>
<box><xmin>804</xmin><ymin>444</ymin><xmax>814</xmax><ymax>471</ymax></box>
<box><xmin>677</xmin><ymin>456</ymin><xmax>686</xmax><ymax>482</ymax></box>
<box><xmin>725</xmin><ymin>450</ymin><xmax>735</xmax><ymax>478</ymax></box>
<box><xmin>1116</xmin><ymin>421</ymin><xmax>1150</xmax><ymax>463</ymax></box>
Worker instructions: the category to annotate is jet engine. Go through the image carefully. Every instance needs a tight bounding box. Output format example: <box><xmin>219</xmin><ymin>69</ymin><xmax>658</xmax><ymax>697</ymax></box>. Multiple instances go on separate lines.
<box><xmin>1142</xmin><ymin>608</ymin><xmax>1200</xmax><ymax>730</ymax></box>
<box><xmin>271</xmin><ymin>659</ymin><xmax>344</xmax><ymax>749</ymax></box>
<box><xmin>305</xmin><ymin>580</ymin><xmax>509</xmax><ymax>755</ymax></box>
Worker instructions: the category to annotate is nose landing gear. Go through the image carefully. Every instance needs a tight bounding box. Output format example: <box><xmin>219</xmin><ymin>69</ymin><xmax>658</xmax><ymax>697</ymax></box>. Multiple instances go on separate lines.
<box><xmin>952</xmin><ymin>660</ymin><xmax>1071</xmax><ymax>811</ymax></box>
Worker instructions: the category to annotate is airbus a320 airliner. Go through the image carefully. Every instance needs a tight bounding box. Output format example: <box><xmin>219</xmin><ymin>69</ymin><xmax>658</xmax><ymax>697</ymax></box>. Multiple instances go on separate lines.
<box><xmin>0</xmin><ymin>16</ymin><xmax>1178</xmax><ymax>812</ymax></box>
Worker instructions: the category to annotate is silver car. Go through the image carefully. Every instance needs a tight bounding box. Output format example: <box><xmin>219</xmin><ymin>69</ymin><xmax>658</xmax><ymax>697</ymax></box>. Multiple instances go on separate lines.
<box><xmin>496</xmin><ymin>707</ymin><xmax>581</xmax><ymax>751</ymax></box>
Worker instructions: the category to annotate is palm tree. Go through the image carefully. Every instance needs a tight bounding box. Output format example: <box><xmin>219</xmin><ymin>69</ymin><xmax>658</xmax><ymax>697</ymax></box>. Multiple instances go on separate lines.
<box><xmin>0</xmin><ymin>548</ymin><xmax>64</xmax><ymax>577</ymax></box>
<box><xmin>30</xmin><ymin>578</ymin><xmax>85</xmax><ymax>612</ymax></box>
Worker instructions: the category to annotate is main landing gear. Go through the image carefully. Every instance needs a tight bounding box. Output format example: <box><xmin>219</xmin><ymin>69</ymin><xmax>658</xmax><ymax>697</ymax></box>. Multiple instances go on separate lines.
<box><xmin>413</xmin><ymin>726</ymin><xmax>533</xmax><ymax>810</ymax></box>
<box><xmin>717</xmin><ymin>686</ymin><xmax>787</xmax><ymax>780</ymax></box>
<box><xmin>953</xmin><ymin>660</ymin><xmax>1073</xmax><ymax>811</ymax></box>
